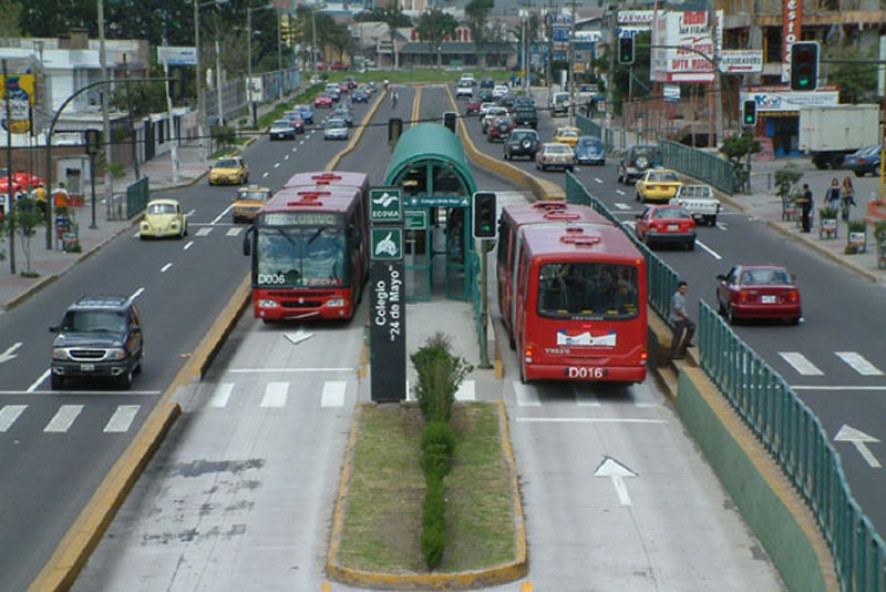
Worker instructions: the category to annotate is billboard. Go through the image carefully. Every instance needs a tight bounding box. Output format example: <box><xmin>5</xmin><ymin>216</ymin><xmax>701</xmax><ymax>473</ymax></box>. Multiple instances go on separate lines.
<box><xmin>0</xmin><ymin>74</ymin><xmax>36</xmax><ymax>134</ymax></box>
<box><xmin>650</xmin><ymin>10</ymin><xmax>723</xmax><ymax>84</ymax></box>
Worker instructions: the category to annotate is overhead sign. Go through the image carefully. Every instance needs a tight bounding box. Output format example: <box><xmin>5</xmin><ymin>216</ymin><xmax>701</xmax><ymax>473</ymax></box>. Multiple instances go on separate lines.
<box><xmin>157</xmin><ymin>46</ymin><xmax>198</xmax><ymax>66</ymax></box>
<box><xmin>719</xmin><ymin>50</ymin><xmax>764</xmax><ymax>73</ymax></box>
<box><xmin>403</xmin><ymin>195</ymin><xmax>469</xmax><ymax>208</ymax></box>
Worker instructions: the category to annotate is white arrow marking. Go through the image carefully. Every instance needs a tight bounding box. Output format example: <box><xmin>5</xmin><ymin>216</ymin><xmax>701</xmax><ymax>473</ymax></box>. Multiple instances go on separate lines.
<box><xmin>285</xmin><ymin>329</ymin><xmax>315</xmax><ymax>346</ymax></box>
<box><xmin>835</xmin><ymin>425</ymin><xmax>881</xmax><ymax>468</ymax></box>
<box><xmin>594</xmin><ymin>456</ymin><xmax>638</xmax><ymax>506</ymax></box>
<box><xmin>0</xmin><ymin>342</ymin><xmax>22</xmax><ymax>364</ymax></box>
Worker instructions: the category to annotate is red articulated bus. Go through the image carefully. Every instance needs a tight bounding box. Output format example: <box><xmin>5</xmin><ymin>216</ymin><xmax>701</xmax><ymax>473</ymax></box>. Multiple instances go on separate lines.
<box><xmin>243</xmin><ymin>180</ymin><xmax>369</xmax><ymax>322</ymax></box>
<box><xmin>498</xmin><ymin>202</ymin><xmax>647</xmax><ymax>383</ymax></box>
<box><xmin>283</xmin><ymin>171</ymin><xmax>370</xmax><ymax>195</ymax></box>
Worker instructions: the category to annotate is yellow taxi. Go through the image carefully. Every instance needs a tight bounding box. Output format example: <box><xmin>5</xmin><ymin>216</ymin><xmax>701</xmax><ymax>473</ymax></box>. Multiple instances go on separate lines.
<box><xmin>232</xmin><ymin>185</ymin><xmax>272</xmax><ymax>223</ymax></box>
<box><xmin>634</xmin><ymin>168</ymin><xmax>683</xmax><ymax>203</ymax></box>
<box><xmin>140</xmin><ymin>198</ymin><xmax>187</xmax><ymax>239</ymax></box>
<box><xmin>208</xmin><ymin>156</ymin><xmax>249</xmax><ymax>186</ymax></box>
<box><xmin>552</xmin><ymin>126</ymin><xmax>581</xmax><ymax>148</ymax></box>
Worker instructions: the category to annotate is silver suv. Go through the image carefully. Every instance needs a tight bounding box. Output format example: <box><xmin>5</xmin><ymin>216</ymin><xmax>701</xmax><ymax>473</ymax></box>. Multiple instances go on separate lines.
<box><xmin>50</xmin><ymin>296</ymin><xmax>144</xmax><ymax>390</ymax></box>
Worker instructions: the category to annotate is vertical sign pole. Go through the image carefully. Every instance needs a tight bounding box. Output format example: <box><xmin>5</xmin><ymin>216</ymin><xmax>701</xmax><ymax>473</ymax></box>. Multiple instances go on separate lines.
<box><xmin>369</xmin><ymin>187</ymin><xmax>406</xmax><ymax>402</ymax></box>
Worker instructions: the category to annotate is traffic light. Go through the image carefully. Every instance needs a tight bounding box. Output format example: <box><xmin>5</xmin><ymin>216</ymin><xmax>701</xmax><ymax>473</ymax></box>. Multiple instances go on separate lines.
<box><xmin>84</xmin><ymin>129</ymin><xmax>101</xmax><ymax>156</ymax></box>
<box><xmin>742</xmin><ymin>100</ymin><xmax>757</xmax><ymax>126</ymax></box>
<box><xmin>443</xmin><ymin>111</ymin><xmax>457</xmax><ymax>134</ymax></box>
<box><xmin>618</xmin><ymin>37</ymin><xmax>635</xmax><ymax>65</ymax></box>
<box><xmin>388</xmin><ymin>117</ymin><xmax>403</xmax><ymax>144</ymax></box>
<box><xmin>472</xmin><ymin>192</ymin><xmax>497</xmax><ymax>239</ymax></box>
<box><xmin>790</xmin><ymin>42</ymin><xmax>819</xmax><ymax>91</ymax></box>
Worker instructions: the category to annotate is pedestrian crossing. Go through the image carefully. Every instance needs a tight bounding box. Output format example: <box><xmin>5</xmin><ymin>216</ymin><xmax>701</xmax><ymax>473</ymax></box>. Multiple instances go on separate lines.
<box><xmin>0</xmin><ymin>403</ymin><xmax>142</xmax><ymax>435</ymax></box>
<box><xmin>778</xmin><ymin>350</ymin><xmax>884</xmax><ymax>377</ymax></box>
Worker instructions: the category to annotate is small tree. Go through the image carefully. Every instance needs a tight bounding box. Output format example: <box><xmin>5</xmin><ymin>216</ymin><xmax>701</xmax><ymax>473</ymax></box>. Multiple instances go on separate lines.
<box><xmin>2</xmin><ymin>196</ymin><xmax>45</xmax><ymax>276</ymax></box>
<box><xmin>410</xmin><ymin>332</ymin><xmax>472</xmax><ymax>424</ymax></box>
<box><xmin>774</xmin><ymin>163</ymin><xmax>804</xmax><ymax>203</ymax></box>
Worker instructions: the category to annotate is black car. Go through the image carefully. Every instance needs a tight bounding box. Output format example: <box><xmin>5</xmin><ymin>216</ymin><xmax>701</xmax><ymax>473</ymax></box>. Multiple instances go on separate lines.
<box><xmin>503</xmin><ymin>128</ymin><xmax>541</xmax><ymax>161</ymax></box>
<box><xmin>843</xmin><ymin>145</ymin><xmax>880</xmax><ymax>177</ymax></box>
<box><xmin>617</xmin><ymin>144</ymin><xmax>663</xmax><ymax>184</ymax></box>
<box><xmin>512</xmin><ymin>105</ymin><xmax>537</xmax><ymax>129</ymax></box>
<box><xmin>50</xmin><ymin>295</ymin><xmax>144</xmax><ymax>389</ymax></box>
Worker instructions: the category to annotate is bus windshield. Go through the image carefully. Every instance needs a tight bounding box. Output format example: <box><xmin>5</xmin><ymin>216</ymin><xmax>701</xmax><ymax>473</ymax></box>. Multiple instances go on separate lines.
<box><xmin>537</xmin><ymin>262</ymin><xmax>639</xmax><ymax>319</ymax></box>
<box><xmin>256</xmin><ymin>226</ymin><xmax>349</xmax><ymax>288</ymax></box>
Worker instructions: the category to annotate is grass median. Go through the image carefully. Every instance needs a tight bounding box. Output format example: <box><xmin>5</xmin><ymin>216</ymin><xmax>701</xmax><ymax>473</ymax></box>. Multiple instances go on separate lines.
<box><xmin>336</xmin><ymin>401</ymin><xmax>518</xmax><ymax>573</ymax></box>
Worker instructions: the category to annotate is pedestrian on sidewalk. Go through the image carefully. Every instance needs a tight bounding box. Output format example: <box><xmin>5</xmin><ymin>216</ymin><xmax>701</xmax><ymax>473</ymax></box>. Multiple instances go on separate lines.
<box><xmin>841</xmin><ymin>176</ymin><xmax>856</xmax><ymax>223</ymax></box>
<box><xmin>825</xmin><ymin>177</ymin><xmax>841</xmax><ymax>212</ymax></box>
<box><xmin>33</xmin><ymin>183</ymin><xmax>47</xmax><ymax>218</ymax></box>
<box><xmin>799</xmin><ymin>183</ymin><xmax>813</xmax><ymax>233</ymax></box>
<box><xmin>670</xmin><ymin>281</ymin><xmax>695</xmax><ymax>360</ymax></box>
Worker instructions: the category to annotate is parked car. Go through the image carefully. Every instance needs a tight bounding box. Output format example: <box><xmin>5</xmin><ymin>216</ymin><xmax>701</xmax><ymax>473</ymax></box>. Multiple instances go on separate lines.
<box><xmin>232</xmin><ymin>185</ymin><xmax>272</xmax><ymax>223</ymax></box>
<box><xmin>504</xmin><ymin>128</ymin><xmax>541</xmax><ymax>161</ymax></box>
<box><xmin>634</xmin><ymin>204</ymin><xmax>696</xmax><ymax>250</ymax></box>
<box><xmin>617</xmin><ymin>144</ymin><xmax>663</xmax><ymax>184</ymax></box>
<box><xmin>324</xmin><ymin>118</ymin><xmax>349</xmax><ymax>140</ymax></box>
<box><xmin>574</xmin><ymin>136</ymin><xmax>606</xmax><ymax>166</ymax></box>
<box><xmin>140</xmin><ymin>198</ymin><xmax>187</xmax><ymax>239</ymax></box>
<box><xmin>49</xmin><ymin>295</ymin><xmax>144</xmax><ymax>390</ymax></box>
<box><xmin>313</xmin><ymin>92</ymin><xmax>333</xmax><ymax>109</ymax></box>
<box><xmin>208</xmin><ymin>157</ymin><xmax>249</xmax><ymax>185</ymax></box>
<box><xmin>716</xmin><ymin>264</ymin><xmax>802</xmax><ymax>325</ymax></box>
<box><xmin>485</xmin><ymin>115</ymin><xmax>513</xmax><ymax>142</ymax></box>
<box><xmin>466</xmin><ymin>96</ymin><xmax>484</xmax><ymax>115</ymax></box>
<box><xmin>293</xmin><ymin>103</ymin><xmax>314</xmax><ymax>124</ymax></box>
<box><xmin>552</xmin><ymin>126</ymin><xmax>581</xmax><ymax>148</ymax></box>
<box><xmin>270</xmin><ymin>119</ymin><xmax>297</xmax><ymax>141</ymax></box>
<box><xmin>536</xmin><ymin>142</ymin><xmax>576</xmax><ymax>172</ymax></box>
<box><xmin>843</xmin><ymin>144</ymin><xmax>881</xmax><ymax>177</ymax></box>
<box><xmin>635</xmin><ymin>169</ymin><xmax>683</xmax><ymax>202</ymax></box>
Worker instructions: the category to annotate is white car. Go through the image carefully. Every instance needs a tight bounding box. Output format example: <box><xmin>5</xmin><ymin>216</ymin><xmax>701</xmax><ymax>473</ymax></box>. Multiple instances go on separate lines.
<box><xmin>481</xmin><ymin>106</ymin><xmax>510</xmax><ymax>134</ymax></box>
<box><xmin>456</xmin><ymin>80</ymin><xmax>474</xmax><ymax>99</ymax></box>
<box><xmin>324</xmin><ymin>118</ymin><xmax>349</xmax><ymax>141</ymax></box>
<box><xmin>478</xmin><ymin>102</ymin><xmax>501</xmax><ymax>116</ymax></box>
<box><xmin>492</xmin><ymin>84</ymin><xmax>509</xmax><ymax>99</ymax></box>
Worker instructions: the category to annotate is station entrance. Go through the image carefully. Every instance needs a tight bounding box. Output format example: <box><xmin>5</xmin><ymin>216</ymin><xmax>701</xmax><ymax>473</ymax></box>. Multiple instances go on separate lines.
<box><xmin>384</xmin><ymin>123</ymin><xmax>478</xmax><ymax>302</ymax></box>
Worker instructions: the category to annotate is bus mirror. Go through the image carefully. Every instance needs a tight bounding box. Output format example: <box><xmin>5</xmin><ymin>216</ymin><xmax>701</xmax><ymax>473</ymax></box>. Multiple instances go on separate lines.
<box><xmin>242</xmin><ymin>234</ymin><xmax>251</xmax><ymax>256</ymax></box>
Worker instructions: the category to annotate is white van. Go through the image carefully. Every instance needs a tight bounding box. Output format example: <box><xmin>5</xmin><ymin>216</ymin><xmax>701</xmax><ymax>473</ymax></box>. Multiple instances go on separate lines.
<box><xmin>550</xmin><ymin>92</ymin><xmax>570</xmax><ymax>116</ymax></box>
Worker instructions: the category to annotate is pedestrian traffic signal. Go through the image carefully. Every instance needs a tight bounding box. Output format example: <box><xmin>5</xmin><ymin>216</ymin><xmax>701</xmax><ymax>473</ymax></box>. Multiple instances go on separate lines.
<box><xmin>472</xmin><ymin>192</ymin><xmax>497</xmax><ymax>239</ymax></box>
<box><xmin>790</xmin><ymin>42</ymin><xmax>819</xmax><ymax>91</ymax></box>
<box><xmin>618</xmin><ymin>37</ymin><xmax>635</xmax><ymax>65</ymax></box>
<box><xmin>742</xmin><ymin>100</ymin><xmax>757</xmax><ymax>126</ymax></box>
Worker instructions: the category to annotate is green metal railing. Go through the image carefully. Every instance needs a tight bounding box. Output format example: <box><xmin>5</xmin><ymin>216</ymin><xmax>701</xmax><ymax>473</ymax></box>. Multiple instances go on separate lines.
<box><xmin>125</xmin><ymin>177</ymin><xmax>150</xmax><ymax>220</ymax></box>
<box><xmin>698</xmin><ymin>301</ymin><xmax>886</xmax><ymax>592</ymax></box>
<box><xmin>659</xmin><ymin>140</ymin><xmax>739</xmax><ymax>195</ymax></box>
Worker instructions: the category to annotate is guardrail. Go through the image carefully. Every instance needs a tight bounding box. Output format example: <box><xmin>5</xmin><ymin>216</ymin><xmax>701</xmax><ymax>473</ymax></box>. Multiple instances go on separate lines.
<box><xmin>698</xmin><ymin>300</ymin><xmax>886</xmax><ymax>592</ymax></box>
<box><xmin>124</xmin><ymin>177</ymin><xmax>149</xmax><ymax>220</ymax></box>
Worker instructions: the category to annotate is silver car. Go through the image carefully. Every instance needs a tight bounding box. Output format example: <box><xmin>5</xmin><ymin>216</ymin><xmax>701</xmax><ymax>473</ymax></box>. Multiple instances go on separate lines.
<box><xmin>324</xmin><ymin>118</ymin><xmax>349</xmax><ymax>141</ymax></box>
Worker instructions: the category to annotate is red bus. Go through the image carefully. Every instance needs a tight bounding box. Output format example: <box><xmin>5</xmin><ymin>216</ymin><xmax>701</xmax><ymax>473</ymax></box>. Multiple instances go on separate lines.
<box><xmin>243</xmin><ymin>184</ymin><xmax>369</xmax><ymax>321</ymax></box>
<box><xmin>283</xmin><ymin>171</ymin><xmax>370</xmax><ymax>195</ymax></box>
<box><xmin>497</xmin><ymin>201</ymin><xmax>613</xmax><ymax>339</ymax></box>
<box><xmin>500</xmin><ymin>206</ymin><xmax>647</xmax><ymax>383</ymax></box>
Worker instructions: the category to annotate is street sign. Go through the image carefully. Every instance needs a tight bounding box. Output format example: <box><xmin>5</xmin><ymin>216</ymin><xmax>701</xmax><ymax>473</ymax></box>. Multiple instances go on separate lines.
<box><xmin>371</xmin><ymin>227</ymin><xmax>403</xmax><ymax>261</ymax></box>
<box><xmin>404</xmin><ymin>209</ymin><xmax>427</xmax><ymax>229</ymax></box>
<box><xmin>718</xmin><ymin>50</ymin><xmax>764</xmax><ymax>73</ymax></box>
<box><xmin>369</xmin><ymin>187</ymin><xmax>403</xmax><ymax>223</ymax></box>
<box><xmin>403</xmin><ymin>195</ymin><xmax>469</xmax><ymax>208</ymax></box>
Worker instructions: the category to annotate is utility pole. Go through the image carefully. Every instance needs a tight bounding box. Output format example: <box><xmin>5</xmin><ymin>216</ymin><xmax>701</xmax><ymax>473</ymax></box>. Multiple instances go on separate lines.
<box><xmin>161</xmin><ymin>38</ymin><xmax>180</xmax><ymax>184</ymax></box>
<box><xmin>98</xmin><ymin>0</ymin><xmax>114</xmax><ymax>210</ymax></box>
<box><xmin>215</xmin><ymin>39</ymin><xmax>224</xmax><ymax>127</ymax></box>
<box><xmin>4</xmin><ymin>59</ymin><xmax>16</xmax><ymax>274</ymax></box>
<box><xmin>568</xmin><ymin>0</ymin><xmax>576</xmax><ymax>126</ymax></box>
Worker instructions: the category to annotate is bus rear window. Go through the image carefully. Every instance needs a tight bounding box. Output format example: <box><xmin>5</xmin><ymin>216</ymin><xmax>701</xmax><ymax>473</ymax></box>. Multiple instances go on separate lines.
<box><xmin>537</xmin><ymin>262</ymin><xmax>639</xmax><ymax>319</ymax></box>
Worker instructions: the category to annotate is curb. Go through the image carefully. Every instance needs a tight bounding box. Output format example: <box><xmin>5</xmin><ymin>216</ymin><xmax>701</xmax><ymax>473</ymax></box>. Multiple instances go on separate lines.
<box><xmin>326</xmin><ymin>400</ymin><xmax>528</xmax><ymax>591</ymax></box>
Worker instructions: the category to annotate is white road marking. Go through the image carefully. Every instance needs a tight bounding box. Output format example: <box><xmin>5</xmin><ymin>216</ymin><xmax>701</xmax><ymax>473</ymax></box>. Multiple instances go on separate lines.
<box><xmin>226</xmin><ymin>227</ymin><xmax>242</xmax><ymax>237</ymax></box>
<box><xmin>196</xmin><ymin>227</ymin><xmax>213</xmax><ymax>237</ymax></box>
<box><xmin>160</xmin><ymin>263</ymin><xmax>173</xmax><ymax>273</ymax></box>
<box><xmin>184</xmin><ymin>241</ymin><xmax>195</xmax><ymax>250</ymax></box>
<box><xmin>260</xmin><ymin>382</ymin><xmax>288</xmax><ymax>407</ymax></box>
<box><xmin>613</xmin><ymin>202</ymin><xmax>632</xmax><ymax>211</ymax></box>
<box><xmin>695</xmin><ymin>239</ymin><xmax>722</xmax><ymax>260</ymax></box>
<box><xmin>321</xmin><ymin>380</ymin><xmax>347</xmax><ymax>407</ymax></box>
<box><xmin>262</xmin><ymin>172</ymin><xmax>270</xmax><ymax>178</ymax></box>
<box><xmin>513</xmin><ymin>381</ymin><xmax>541</xmax><ymax>406</ymax></box>
<box><xmin>130</xmin><ymin>287</ymin><xmax>145</xmax><ymax>301</ymax></box>
<box><xmin>835</xmin><ymin>352</ymin><xmax>884</xmax><ymax>376</ymax></box>
<box><xmin>517</xmin><ymin>417</ymin><xmax>668</xmax><ymax>424</ymax></box>
<box><xmin>211</xmin><ymin>383</ymin><xmax>235</xmax><ymax>408</ymax></box>
<box><xmin>0</xmin><ymin>342</ymin><xmax>22</xmax><ymax>364</ymax></box>
<box><xmin>104</xmin><ymin>405</ymin><xmax>140</xmax><ymax>433</ymax></box>
<box><xmin>45</xmin><ymin>404</ymin><xmax>83</xmax><ymax>432</ymax></box>
<box><xmin>455</xmin><ymin>380</ymin><xmax>476</xmax><ymax>401</ymax></box>
<box><xmin>228</xmin><ymin>367</ymin><xmax>355</xmax><ymax>373</ymax></box>
<box><xmin>615</xmin><ymin>189</ymin><xmax>626</xmax><ymax>196</ymax></box>
<box><xmin>212</xmin><ymin>206</ymin><xmax>233</xmax><ymax>225</ymax></box>
<box><xmin>779</xmin><ymin>352</ymin><xmax>824</xmax><ymax>376</ymax></box>
<box><xmin>274</xmin><ymin>162</ymin><xmax>281</xmax><ymax>168</ymax></box>
<box><xmin>0</xmin><ymin>405</ymin><xmax>26</xmax><ymax>432</ymax></box>
<box><xmin>791</xmin><ymin>385</ymin><xmax>886</xmax><ymax>391</ymax></box>
<box><xmin>572</xmin><ymin>383</ymin><xmax>601</xmax><ymax>407</ymax></box>
<box><xmin>835</xmin><ymin>425</ymin><xmax>882</xmax><ymax>468</ymax></box>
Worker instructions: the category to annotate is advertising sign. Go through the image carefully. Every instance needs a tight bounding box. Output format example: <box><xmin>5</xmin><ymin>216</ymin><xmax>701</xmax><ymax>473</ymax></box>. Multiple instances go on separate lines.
<box><xmin>370</xmin><ymin>262</ymin><xmax>406</xmax><ymax>402</ymax></box>
<box><xmin>650</xmin><ymin>10</ymin><xmax>723</xmax><ymax>84</ymax></box>
<box><xmin>782</xmin><ymin>0</ymin><xmax>802</xmax><ymax>83</ymax></box>
<box><xmin>157</xmin><ymin>46</ymin><xmax>198</xmax><ymax>66</ymax></box>
<box><xmin>0</xmin><ymin>74</ymin><xmax>36</xmax><ymax>134</ymax></box>
<box><xmin>719</xmin><ymin>50</ymin><xmax>764</xmax><ymax>73</ymax></box>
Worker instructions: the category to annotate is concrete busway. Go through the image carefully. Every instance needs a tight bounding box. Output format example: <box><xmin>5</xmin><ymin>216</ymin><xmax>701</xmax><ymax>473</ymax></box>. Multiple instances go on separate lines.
<box><xmin>48</xmin><ymin>82</ymin><xmax>787</xmax><ymax>592</ymax></box>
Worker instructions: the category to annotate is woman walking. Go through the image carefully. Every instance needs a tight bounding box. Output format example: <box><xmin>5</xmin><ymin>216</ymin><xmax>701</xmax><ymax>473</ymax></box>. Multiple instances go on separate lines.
<box><xmin>825</xmin><ymin>177</ymin><xmax>841</xmax><ymax>212</ymax></box>
<box><xmin>840</xmin><ymin>176</ymin><xmax>856</xmax><ymax>222</ymax></box>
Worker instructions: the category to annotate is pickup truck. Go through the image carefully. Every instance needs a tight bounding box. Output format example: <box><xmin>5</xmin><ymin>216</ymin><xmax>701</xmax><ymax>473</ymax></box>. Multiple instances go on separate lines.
<box><xmin>669</xmin><ymin>184</ymin><xmax>721</xmax><ymax>226</ymax></box>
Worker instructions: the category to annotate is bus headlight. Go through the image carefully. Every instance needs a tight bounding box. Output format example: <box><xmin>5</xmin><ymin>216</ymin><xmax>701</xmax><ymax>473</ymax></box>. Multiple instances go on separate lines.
<box><xmin>258</xmin><ymin>299</ymin><xmax>280</xmax><ymax>308</ymax></box>
<box><xmin>326</xmin><ymin>298</ymin><xmax>345</xmax><ymax>308</ymax></box>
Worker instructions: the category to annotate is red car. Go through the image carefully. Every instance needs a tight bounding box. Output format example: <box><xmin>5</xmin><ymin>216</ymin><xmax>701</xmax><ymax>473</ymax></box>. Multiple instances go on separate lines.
<box><xmin>716</xmin><ymin>264</ymin><xmax>802</xmax><ymax>325</ymax></box>
<box><xmin>313</xmin><ymin>92</ymin><xmax>333</xmax><ymax>108</ymax></box>
<box><xmin>634</xmin><ymin>204</ymin><xmax>696</xmax><ymax>250</ymax></box>
<box><xmin>331</xmin><ymin>62</ymin><xmax>347</xmax><ymax>71</ymax></box>
<box><xmin>466</xmin><ymin>96</ymin><xmax>483</xmax><ymax>115</ymax></box>
<box><xmin>486</xmin><ymin>115</ymin><xmax>515</xmax><ymax>143</ymax></box>
<box><xmin>283</xmin><ymin>111</ymin><xmax>306</xmax><ymax>133</ymax></box>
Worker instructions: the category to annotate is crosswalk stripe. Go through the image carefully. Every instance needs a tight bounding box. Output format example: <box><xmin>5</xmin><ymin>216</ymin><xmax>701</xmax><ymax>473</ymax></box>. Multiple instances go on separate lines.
<box><xmin>321</xmin><ymin>380</ymin><xmax>347</xmax><ymax>407</ymax></box>
<box><xmin>196</xmin><ymin>227</ymin><xmax>213</xmax><ymax>237</ymax></box>
<box><xmin>513</xmin><ymin>381</ymin><xmax>541</xmax><ymax>406</ymax></box>
<box><xmin>836</xmin><ymin>352</ymin><xmax>884</xmax><ymax>376</ymax></box>
<box><xmin>456</xmin><ymin>380</ymin><xmax>476</xmax><ymax>401</ymax></box>
<box><xmin>613</xmin><ymin>202</ymin><xmax>632</xmax><ymax>211</ymax></box>
<box><xmin>779</xmin><ymin>352</ymin><xmax>824</xmax><ymax>376</ymax></box>
<box><xmin>0</xmin><ymin>405</ymin><xmax>27</xmax><ymax>432</ymax></box>
<box><xmin>45</xmin><ymin>405</ymin><xmax>83</xmax><ymax>432</ymax></box>
<box><xmin>104</xmin><ymin>405</ymin><xmax>140</xmax><ymax>433</ymax></box>
<box><xmin>226</xmin><ymin>227</ymin><xmax>243</xmax><ymax>237</ymax></box>
<box><xmin>260</xmin><ymin>382</ymin><xmax>288</xmax><ymax>407</ymax></box>
<box><xmin>572</xmin><ymin>383</ymin><xmax>601</xmax><ymax>407</ymax></box>
<box><xmin>211</xmin><ymin>383</ymin><xmax>235</xmax><ymax>408</ymax></box>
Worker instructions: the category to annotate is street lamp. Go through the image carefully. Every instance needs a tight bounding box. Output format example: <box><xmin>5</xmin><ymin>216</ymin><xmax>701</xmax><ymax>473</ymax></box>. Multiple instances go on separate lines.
<box><xmin>194</xmin><ymin>0</ymin><xmax>229</xmax><ymax>158</ymax></box>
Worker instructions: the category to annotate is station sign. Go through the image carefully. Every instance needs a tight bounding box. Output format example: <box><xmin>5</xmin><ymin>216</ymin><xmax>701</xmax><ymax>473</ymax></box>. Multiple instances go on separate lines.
<box><xmin>370</xmin><ymin>262</ymin><xmax>406</xmax><ymax>402</ymax></box>
<box><xmin>369</xmin><ymin>187</ymin><xmax>403</xmax><ymax>223</ymax></box>
<box><xmin>371</xmin><ymin>227</ymin><xmax>403</xmax><ymax>261</ymax></box>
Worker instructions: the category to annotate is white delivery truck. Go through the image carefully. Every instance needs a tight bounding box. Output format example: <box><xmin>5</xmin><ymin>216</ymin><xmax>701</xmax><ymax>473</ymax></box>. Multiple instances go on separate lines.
<box><xmin>670</xmin><ymin>184</ymin><xmax>721</xmax><ymax>226</ymax></box>
<box><xmin>798</xmin><ymin>104</ymin><xmax>880</xmax><ymax>170</ymax></box>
